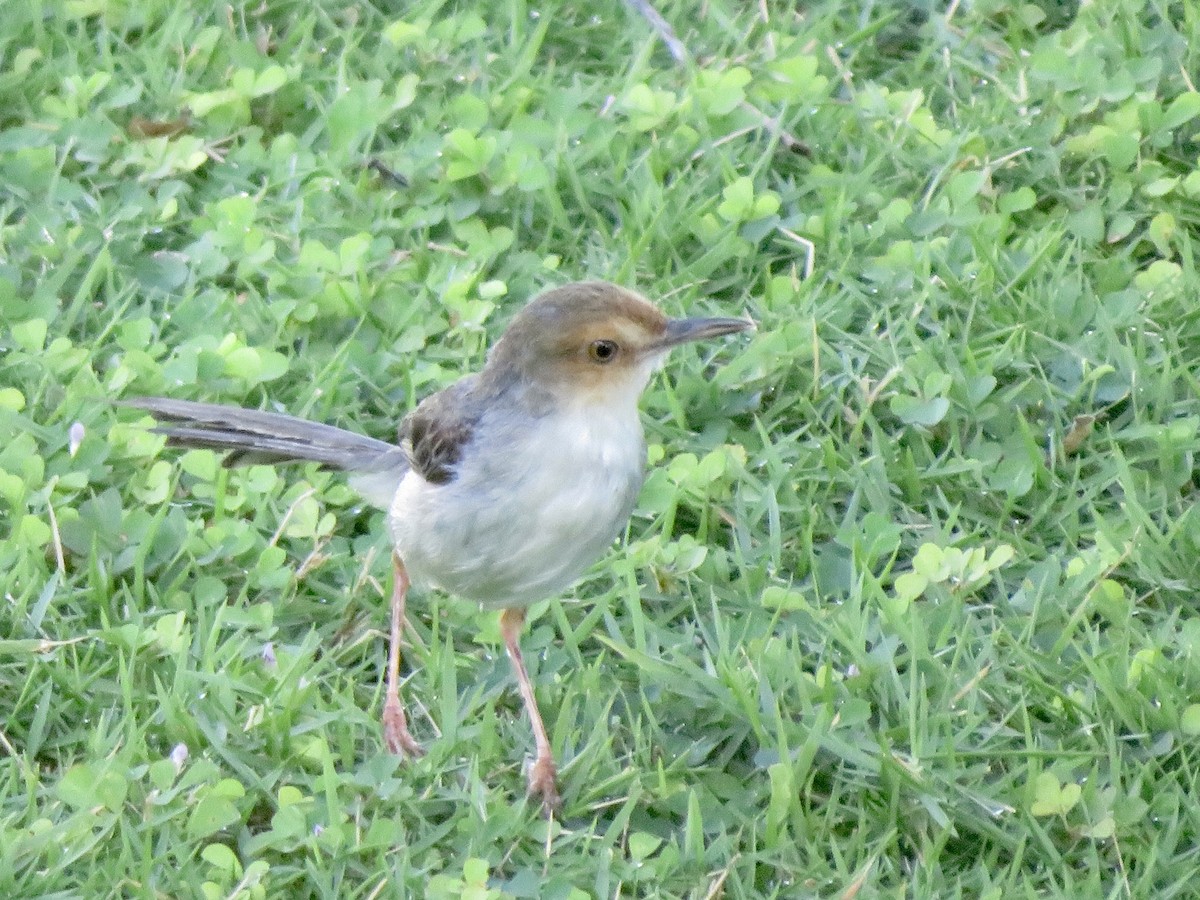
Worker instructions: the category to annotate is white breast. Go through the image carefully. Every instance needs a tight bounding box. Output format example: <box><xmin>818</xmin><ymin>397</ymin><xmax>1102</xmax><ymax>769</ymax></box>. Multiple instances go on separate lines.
<box><xmin>386</xmin><ymin>399</ymin><xmax>646</xmax><ymax>609</ymax></box>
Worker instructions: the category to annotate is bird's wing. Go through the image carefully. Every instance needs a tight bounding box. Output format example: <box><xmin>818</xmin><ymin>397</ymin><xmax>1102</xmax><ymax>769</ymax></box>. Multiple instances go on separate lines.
<box><xmin>399</xmin><ymin>378</ymin><xmax>482</xmax><ymax>485</ymax></box>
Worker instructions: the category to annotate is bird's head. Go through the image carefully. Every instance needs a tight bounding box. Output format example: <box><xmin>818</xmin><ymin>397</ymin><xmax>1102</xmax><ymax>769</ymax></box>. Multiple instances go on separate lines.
<box><xmin>485</xmin><ymin>282</ymin><xmax>753</xmax><ymax>407</ymax></box>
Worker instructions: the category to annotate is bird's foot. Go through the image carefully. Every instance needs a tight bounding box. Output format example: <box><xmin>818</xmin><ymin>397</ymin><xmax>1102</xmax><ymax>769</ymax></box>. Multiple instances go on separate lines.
<box><xmin>527</xmin><ymin>754</ymin><xmax>561</xmax><ymax>817</ymax></box>
<box><xmin>382</xmin><ymin>699</ymin><xmax>425</xmax><ymax>758</ymax></box>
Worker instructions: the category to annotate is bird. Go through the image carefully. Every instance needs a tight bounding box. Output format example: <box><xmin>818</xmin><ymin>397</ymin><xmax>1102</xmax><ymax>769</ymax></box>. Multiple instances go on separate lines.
<box><xmin>124</xmin><ymin>281</ymin><xmax>752</xmax><ymax>814</ymax></box>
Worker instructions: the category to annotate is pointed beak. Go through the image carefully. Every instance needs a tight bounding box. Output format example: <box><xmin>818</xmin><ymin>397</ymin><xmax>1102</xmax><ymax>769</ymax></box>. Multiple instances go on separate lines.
<box><xmin>654</xmin><ymin>315</ymin><xmax>755</xmax><ymax>351</ymax></box>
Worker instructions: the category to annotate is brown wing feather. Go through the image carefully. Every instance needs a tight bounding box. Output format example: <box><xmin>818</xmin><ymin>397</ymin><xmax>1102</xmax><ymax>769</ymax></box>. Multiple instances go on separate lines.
<box><xmin>400</xmin><ymin>379</ymin><xmax>481</xmax><ymax>485</ymax></box>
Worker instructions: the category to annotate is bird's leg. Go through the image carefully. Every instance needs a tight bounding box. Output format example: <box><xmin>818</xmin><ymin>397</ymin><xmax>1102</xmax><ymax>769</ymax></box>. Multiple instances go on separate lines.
<box><xmin>499</xmin><ymin>607</ymin><xmax>561</xmax><ymax>815</ymax></box>
<box><xmin>382</xmin><ymin>553</ymin><xmax>424</xmax><ymax>757</ymax></box>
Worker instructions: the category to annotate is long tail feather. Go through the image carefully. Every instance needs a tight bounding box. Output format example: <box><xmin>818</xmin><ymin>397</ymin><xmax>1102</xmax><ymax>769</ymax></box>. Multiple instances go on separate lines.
<box><xmin>121</xmin><ymin>397</ymin><xmax>408</xmax><ymax>507</ymax></box>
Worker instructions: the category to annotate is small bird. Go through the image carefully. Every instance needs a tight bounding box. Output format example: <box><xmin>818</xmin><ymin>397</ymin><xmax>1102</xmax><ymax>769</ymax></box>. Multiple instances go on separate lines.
<box><xmin>125</xmin><ymin>281</ymin><xmax>751</xmax><ymax>814</ymax></box>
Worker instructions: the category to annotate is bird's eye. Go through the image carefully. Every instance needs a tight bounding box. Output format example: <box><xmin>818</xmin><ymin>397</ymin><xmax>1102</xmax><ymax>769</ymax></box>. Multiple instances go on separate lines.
<box><xmin>588</xmin><ymin>339</ymin><xmax>619</xmax><ymax>363</ymax></box>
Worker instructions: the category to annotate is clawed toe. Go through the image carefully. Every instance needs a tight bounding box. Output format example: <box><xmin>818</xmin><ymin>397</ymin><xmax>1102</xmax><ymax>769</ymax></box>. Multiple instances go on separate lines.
<box><xmin>382</xmin><ymin>700</ymin><xmax>425</xmax><ymax>758</ymax></box>
<box><xmin>527</xmin><ymin>755</ymin><xmax>561</xmax><ymax>816</ymax></box>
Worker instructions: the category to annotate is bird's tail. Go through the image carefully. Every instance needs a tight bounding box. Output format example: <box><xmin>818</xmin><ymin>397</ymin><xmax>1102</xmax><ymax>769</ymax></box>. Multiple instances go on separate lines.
<box><xmin>121</xmin><ymin>397</ymin><xmax>408</xmax><ymax>507</ymax></box>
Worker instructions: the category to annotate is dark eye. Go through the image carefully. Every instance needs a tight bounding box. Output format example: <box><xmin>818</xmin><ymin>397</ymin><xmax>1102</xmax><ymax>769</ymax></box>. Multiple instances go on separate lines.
<box><xmin>588</xmin><ymin>339</ymin><xmax>619</xmax><ymax>363</ymax></box>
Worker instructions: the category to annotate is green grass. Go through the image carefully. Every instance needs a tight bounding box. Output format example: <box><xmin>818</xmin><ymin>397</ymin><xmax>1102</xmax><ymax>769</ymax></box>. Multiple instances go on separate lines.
<box><xmin>3</xmin><ymin>0</ymin><xmax>1200</xmax><ymax>896</ymax></box>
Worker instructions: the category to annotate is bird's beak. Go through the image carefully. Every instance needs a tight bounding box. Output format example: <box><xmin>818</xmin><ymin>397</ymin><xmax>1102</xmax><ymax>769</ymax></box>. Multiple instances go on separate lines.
<box><xmin>654</xmin><ymin>315</ymin><xmax>755</xmax><ymax>351</ymax></box>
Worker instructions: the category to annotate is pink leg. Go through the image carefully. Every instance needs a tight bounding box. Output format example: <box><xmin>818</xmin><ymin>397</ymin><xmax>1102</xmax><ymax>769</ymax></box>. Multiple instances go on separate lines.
<box><xmin>500</xmin><ymin>607</ymin><xmax>561</xmax><ymax>815</ymax></box>
<box><xmin>382</xmin><ymin>553</ymin><xmax>424</xmax><ymax>757</ymax></box>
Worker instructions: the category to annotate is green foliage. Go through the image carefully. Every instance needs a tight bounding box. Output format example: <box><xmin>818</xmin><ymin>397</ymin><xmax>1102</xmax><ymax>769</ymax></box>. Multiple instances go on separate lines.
<box><xmin>4</xmin><ymin>0</ymin><xmax>1200</xmax><ymax>897</ymax></box>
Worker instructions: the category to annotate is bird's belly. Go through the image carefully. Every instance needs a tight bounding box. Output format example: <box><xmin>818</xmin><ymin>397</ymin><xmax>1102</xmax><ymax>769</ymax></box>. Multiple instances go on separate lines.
<box><xmin>386</xmin><ymin>410</ymin><xmax>644</xmax><ymax>608</ymax></box>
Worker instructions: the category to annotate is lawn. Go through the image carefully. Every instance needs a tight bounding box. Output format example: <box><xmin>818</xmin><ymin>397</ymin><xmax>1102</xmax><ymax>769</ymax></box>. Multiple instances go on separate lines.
<box><xmin>3</xmin><ymin>0</ymin><xmax>1200</xmax><ymax>897</ymax></box>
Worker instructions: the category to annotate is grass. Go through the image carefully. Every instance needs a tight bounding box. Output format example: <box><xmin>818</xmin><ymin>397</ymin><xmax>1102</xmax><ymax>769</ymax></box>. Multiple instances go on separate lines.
<box><xmin>3</xmin><ymin>0</ymin><xmax>1200</xmax><ymax>896</ymax></box>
